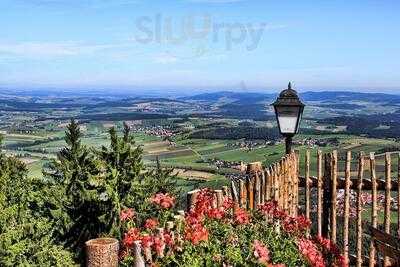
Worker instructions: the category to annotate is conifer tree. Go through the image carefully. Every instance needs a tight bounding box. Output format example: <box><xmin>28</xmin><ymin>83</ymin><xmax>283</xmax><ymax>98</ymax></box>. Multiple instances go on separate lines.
<box><xmin>0</xmin><ymin>136</ymin><xmax>75</xmax><ymax>266</ymax></box>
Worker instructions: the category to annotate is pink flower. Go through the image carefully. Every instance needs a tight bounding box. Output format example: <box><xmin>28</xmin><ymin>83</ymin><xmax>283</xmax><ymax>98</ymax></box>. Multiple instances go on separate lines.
<box><xmin>206</xmin><ymin>208</ymin><xmax>225</xmax><ymax>220</ymax></box>
<box><xmin>298</xmin><ymin>238</ymin><xmax>326</xmax><ymax>267</ymax></box>
<box><xmin>253</xmin><ymin>240</ymin><xmax>270</xmax><ymax>264</ymax></box>
<box><xmin>120</xmin><ymin>208</ymin><xmax>135</xmax><ymax>222</ymax></box>
<box><xmin>144</xmin><ymin>218</ymin><xmax>159</xmax><ymax>230</ymax></box>
<box><xmin>234</xmin><ymin>208</ymin><xmax>250</xmax><ymax>225</ymax></box>
<box><xmin>150</xmin><ymin>193</ymin><xmax>176</xmax><ymax>209</ymax></box>
<box><xmin>122</xmin><ymin>227</ymin><xmax>140</xmax><ymax>247</ymax></box>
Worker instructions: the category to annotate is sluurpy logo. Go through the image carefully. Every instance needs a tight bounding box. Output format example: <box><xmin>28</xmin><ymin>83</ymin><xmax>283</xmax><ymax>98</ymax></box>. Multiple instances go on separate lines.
<box><xmin>133</xmin><ymin>13</ymin><xmax>283</xmax><ymax>51</ymax></box>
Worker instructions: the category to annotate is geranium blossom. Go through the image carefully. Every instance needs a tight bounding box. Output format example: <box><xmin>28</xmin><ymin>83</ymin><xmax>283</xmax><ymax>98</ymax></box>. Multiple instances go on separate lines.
<box><xmin>123</xmin><ymin>227</ymin><xmax>140</xmax><ymax>247</ymax></box>
<box><xmin>144</xmin><ymin>218</ymin><xmax>159</xmax><ymax>230</ymax></box>
<box><xmin>234</xmin><ymin>208</ymin><xmax>250</xmax><ymax>225</ymax></box>
<box><xmin>120</xmin><ymin>208</ymin><xmax>135</xmax><ymax>222</ymax></box>
<box><xmin>150</xmin><ymin>193</ymin><xmax>176</xmax><ymax>209</ymax></box>
<box><xmin>206</xmin><ymin>207</ymin><xmax>225</xmax><ymax>220</ymax></box>
<box><xmin>184</xmin><ymin>223</ymin><xmax>209</xmax><ymax>245</ymax></box>
<box><xmin>253</xmin><ymin>240</ymin><xmax>270</xmax><ymax>264</ymax></box>
<box><xmin>298</xmin><ymin>238</ymin><xmax>326</xmax><ymax>267</ymax></box>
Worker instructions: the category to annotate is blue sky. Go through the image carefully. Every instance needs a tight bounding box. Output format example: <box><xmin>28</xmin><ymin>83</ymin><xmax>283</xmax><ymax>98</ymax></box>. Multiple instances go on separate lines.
<box><xmin>0</xmin><ymin>0</ymin><xmax>399</xmax><ymax>93</ymax></box>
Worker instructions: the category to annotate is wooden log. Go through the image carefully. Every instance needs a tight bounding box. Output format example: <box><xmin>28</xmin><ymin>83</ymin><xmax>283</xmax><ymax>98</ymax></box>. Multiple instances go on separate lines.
<box><xmin>398</xmin><ymin>153</ymin><xmax>400</xmax><ymax>237</ymax></box>
<box><xmin>239</xmin><ymin>179</ymin><xmax>246</xmax><ymax>208</ymax></box>
<box><xmin>356</xmin><ymin>152</ymin><xmax>365</xmax><ymax>267</ymax></box>
<box><xmin>254</xmin><ymin>171</ymin><xmax>261</xmax><ymax>207</ymax></box>
<box><xmin>343</xmin><ymin>151</ymin><xmax>351</xmax><ymax>265</ymax></box>
<box><xmin>222</xmin><ymin>186</ymin><xmax>231</xmax><ymax>198</ymax></box>
<box><xmin>133</xmin><ymin>241</ymin><xmax>146</xmax><ymax>267</ymax></box>
<box><xmin>283</xmin><ymin>157</ymin><xmax>288</xmax><ymax>212</ymax></box>
<box><xmin>288</xmin><ymin>154</ymin><xmax>294</xmax><ymax>216</ymax></box>
<box><xmin>322</xmin><ymin>153</ymin><xmax>332</xmax><ymax>238</ymax></box>
<box><xmin>186</xmin><ymin>189</ymin><xmax>200</xmax><ymax>211</ymax></box>
<box><xmin>305</xmin><ymin>150</ymin><xmax>311</xmax><ymax>221</ymax></box>
<box><xmin>247</xmin><ymin>175</ymin><xmax>254</xmax><ymax>210</ymax></box>
<box><xmin>369</xmin><ymin>152</ymin><xmax>378</xmax><ymax>267</ymax></box>
<box><xmin>260</xmin><ymin>169</ymin><xmax>266</xmax><ymax>204</ymax></box>
<box><xmin>85</xmin><ymin>238</ymin><xmax>119</xmax><ymax>267</ymax></box>
<box><xmin>384</xmin><ymin>153</ymin><xmax>392</xmax><ymax>267</ymax></box>
<box><xmin>214</xmin><ymin>190</ymin><xmax>224</xmax><ymax>208</ymax></box>
<box><xmin>317</xmin><ymin>150</ymin><xmax>323</xmax><ymax>237</ymax></box>
<box><xmin>265</xmin><ymin>168</ymin><xmax>271</xmax><ymax>202</ymax></box>
<box><xmin>293</xmin><ymin>151</ymin><xmax>300</xmax><ymax>216</ymax></box>
<box><xmin>274</xmin><ymin>163</ymin><xmax>279</xmax><ymax>204</ymax></box>
<box><xmin>331</xmin><ymin>150</ymin><xmax>338</xmax><ymax>243</ymax></box>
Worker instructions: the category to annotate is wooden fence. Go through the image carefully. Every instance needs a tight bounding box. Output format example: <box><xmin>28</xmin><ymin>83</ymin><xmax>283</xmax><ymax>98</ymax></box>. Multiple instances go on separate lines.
<box><xmin>212</xmin><ymin>150</ymin><xmax>400</xmax><ymax>266</ymax></box>
<box><xmin>86</xmin><ymin>150</ymin><xmax>400</xmax><ymax>266</ymax></box>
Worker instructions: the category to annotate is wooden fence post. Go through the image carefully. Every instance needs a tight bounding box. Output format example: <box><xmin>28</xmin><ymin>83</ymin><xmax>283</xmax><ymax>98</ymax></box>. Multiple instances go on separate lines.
<box><xmin>305</xmin><ymin>150</ymin><xmax>311</xmax><ymax>222</ymax></box>
<box><xmin>317</xmin><ymin>150</ymin><xmax>323</xmax><ymax>237</ymax></box>
<box><xmin>343</xmin><ymin>151</ymin><xmax>351</xmax><ymax>265</ymax></box>
<box><xmin>384</xmin><ymin>153</ymin><xmax>392</xmax><ymax>267</ymax></box>
<box><xmin>369</xmin><ymin>152</ymin><xmax>377</xmax><ymax>267</ymax></box>
<box><xmin>85</xmin><ymin>238</ymin><xmax>119</xmax><ymax>267</ymax></box>
<box><xmin>356</xmin><ymin>152</ymin><xmax>365</xmax><ymax>267</ymax></box>
<box><xmin>322</xmin><ymin>153</ymin><xmax>332</xmax><ymax>238</ymax></box>
<box><xmin>331</xmin><ymin>150</ymin><xmax>338</xmax><ymax>243</ymax></box>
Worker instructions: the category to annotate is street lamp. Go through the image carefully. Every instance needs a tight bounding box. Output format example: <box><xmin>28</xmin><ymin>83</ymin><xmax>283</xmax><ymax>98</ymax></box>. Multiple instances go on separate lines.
<box><xmin>272</xmin><ymin>82</ymin><xmax>305</xmax><ymax>154</ymax></box>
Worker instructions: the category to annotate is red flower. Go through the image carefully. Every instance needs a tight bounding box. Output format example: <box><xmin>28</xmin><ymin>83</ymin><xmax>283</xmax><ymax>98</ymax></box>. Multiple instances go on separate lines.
<box><xmin>120</xmin><ymin>208</ymin><xmax>135</xmax><ymax>222</ymax></box>
<box><xmin>253</xmin><ymin>240</ymin><xmax>270</xmax><ymax>264</ymax></box>
<box><xmin>140</xmin><ymin>235</ymin><xmax>154</xmax><ymax>248</ymax></box>
<box><xmin>315</xmin><ymin>236</ymin><xmax>348</xmax><ymax>267</ymax></box>
<box><xmin>222</xmin><ymin>197</ymin><xmax>235</xmax><ymax>210</ymax></box>
<box><xmin>153</xmin><ymin>236</ymin><xmax>164</xmax><ymax>256</ymax></box>
<box><xmin>184</xmin><ymin>223</ymin><xmax>209</xmax><ymax>245</ymax></box>
<box><xmin>298</xmin><ymin>238</ymin><xmax>326</xmax><ymax>267</ymax></box>
<box><xmin>282</xmin><ymin>215</ymin><xmax>311</xmax><ymax>234</ymax></box>
<box><xmin>164</xmin><ymin>231</ymin><xmax>174</xmax><ymax>247</ymax></box>
<box><xmin>144</xmin><ymin>218</ymin><xmax>159</xmax><ymax>230</ymax></box>
<box><xmin>122</xmin><ymin>227</ymin><xmax>140</xmax><ymax>247</ymax></box>
<box><xmin>234</xmin><ymin>208</ymin><xmax>250</xmax><ymax>225</ymax></box>
<box><xmin>206</xmin><ymin>208</ymin><xmax>225</xmax><ymax>220</ymax></box>
<box><xmin>150</xmin><ymin>193</ymin><xmax>176</xmax><ymax>209</ymax></box>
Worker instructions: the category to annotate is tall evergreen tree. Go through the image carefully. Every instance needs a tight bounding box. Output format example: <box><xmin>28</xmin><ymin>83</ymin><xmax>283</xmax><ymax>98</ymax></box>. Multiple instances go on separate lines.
<box><xmin>43</xmin><ymin>119</ymin><xmax>103</xmax><ymax>258</ymax></box>
<box><xmin>0</xmin><ymin>136</ymin><xmax>75</xmax><ymax>266</ymax></box>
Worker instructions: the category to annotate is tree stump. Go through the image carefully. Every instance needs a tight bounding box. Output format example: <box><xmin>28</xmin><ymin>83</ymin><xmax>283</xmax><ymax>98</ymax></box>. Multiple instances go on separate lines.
<box><xmin>86</xmin><ymin>238</ymin><xmax>119</xmax><ymax>267</ymax></box>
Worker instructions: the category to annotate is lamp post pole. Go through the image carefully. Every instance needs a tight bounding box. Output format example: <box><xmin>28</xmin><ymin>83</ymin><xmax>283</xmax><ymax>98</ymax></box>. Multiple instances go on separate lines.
<box><xmin>285</xmin><ymin>135</ymin><xmax>293</xmax><ymax>155</ymax></box>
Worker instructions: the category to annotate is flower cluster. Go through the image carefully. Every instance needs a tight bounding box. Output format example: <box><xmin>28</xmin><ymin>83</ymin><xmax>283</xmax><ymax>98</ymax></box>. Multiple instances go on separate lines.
<box><xmin>298</xmin><ymin>238</ymin><xmax>326</xmax><ymax>267</ymax></box>
<box><xmin>120</xmin><ymin>208</ymin><xmax>135</xmax><ymax>222</ymax></box>
<box><xmin>253</xmin><ymin>240</ymin><xmax>270</xmax><ymax>264</ymax></box>
<box><xmin>150</xmin><ymin>193</ymin><xmax>176</xmax><ymax>209</ymax></box>
<box><xmin>118</xmin><ymin>189</ymin><xmax>347</xmax><ymax>267</ymax></box>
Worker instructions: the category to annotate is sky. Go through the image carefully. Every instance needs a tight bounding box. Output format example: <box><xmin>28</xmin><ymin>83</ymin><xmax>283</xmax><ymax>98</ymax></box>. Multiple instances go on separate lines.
<box><xmin>0</xmin><ymin>0</ymin><xmax>399</xmax><ymax>93</ymax></box>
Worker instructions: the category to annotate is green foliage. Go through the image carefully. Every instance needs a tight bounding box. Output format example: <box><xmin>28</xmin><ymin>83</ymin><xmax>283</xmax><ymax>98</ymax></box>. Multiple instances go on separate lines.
<box><xmin>0</xmin><ymin>139</ymin><xmax>75</xmax><ymax>266</ymax></box>
<box><xmin>42</xmin><ymin>120</ymin><xmax>178</xmax><ymax>260</ymax></box>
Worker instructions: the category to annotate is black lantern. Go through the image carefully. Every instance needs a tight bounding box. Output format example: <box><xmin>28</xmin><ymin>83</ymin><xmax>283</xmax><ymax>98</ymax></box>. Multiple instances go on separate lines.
<box><xmin>272</xmin><ymin>82</ymin><xmax>305</xmax><ymax>154</ymax></box>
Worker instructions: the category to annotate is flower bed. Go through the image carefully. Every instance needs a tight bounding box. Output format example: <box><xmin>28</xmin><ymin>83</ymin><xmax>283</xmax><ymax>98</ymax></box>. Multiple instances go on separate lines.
<box><xmin>119</xmin><ymin>190</ymin><xmax>347</xmax><ymax>267</ymax></box>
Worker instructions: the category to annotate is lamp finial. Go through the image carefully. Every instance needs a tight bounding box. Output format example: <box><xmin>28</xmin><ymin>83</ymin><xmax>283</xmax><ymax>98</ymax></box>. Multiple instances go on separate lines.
<box><xmin>288</xmin><ymin>82</ymin><xmax>292</xmax><ymax>90</ymax></box>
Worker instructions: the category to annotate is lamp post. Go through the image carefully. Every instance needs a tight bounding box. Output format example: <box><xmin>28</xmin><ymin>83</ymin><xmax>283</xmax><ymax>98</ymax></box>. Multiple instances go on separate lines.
<box><xmin>272</xmin><ymin>82</ymin><xmax>305</xmax><ymax>154</ymax></box>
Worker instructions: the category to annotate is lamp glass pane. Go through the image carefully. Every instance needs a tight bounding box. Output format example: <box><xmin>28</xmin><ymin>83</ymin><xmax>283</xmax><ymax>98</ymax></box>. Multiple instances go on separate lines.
<box><xmin>276</xmin><ymin>106</ymin><xmax>300</xmax><ymax>134</ymax></box>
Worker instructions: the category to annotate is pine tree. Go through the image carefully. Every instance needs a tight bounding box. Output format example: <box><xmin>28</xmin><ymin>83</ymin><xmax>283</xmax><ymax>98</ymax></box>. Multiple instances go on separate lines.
<box><xmin>0</xmin><ymin>136</ymin><xmax>75</xmax><ymax>266</ymax></box>
<box><xmin>43</xmin><ymin>119</ymin><xmax>103</xmax><ymax>259</ymax></box>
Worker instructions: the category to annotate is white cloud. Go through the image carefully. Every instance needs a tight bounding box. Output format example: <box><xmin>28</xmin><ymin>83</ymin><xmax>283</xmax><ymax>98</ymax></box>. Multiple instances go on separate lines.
<box><xmin>153</xmin><ymin>53</ymin><xmax>179</xmax><ymax>64</ymax></box>
<box><xmin>0</xmin><ymin>42</ymin><xmax>122</xmax><ymax>58</ymax></box>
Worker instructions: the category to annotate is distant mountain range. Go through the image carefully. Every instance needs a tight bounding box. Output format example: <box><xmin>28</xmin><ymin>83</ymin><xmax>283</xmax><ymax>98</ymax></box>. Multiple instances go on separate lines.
<box><xmin>181</xmin><ymin>91</ymin><xmax>400</xmax><ymax>104</ymax></box>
